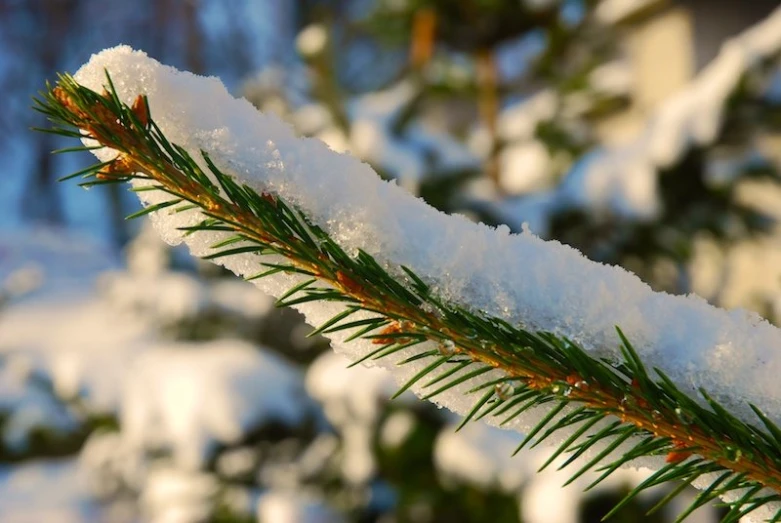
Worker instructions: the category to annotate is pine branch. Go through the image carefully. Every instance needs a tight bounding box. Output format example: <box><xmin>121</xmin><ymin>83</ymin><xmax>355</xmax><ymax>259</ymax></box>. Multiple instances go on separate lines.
<box><xmin>34</xmin><ymin>63</ymin><xmax>781</xmax><ymax>521</ymax></box>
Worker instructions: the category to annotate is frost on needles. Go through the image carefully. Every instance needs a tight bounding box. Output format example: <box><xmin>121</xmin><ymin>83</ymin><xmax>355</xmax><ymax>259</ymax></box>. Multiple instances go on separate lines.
<box><xmin>36</xmin><ymin>45</ymin><xmax>781</xmax><ymax>521</ymax></box>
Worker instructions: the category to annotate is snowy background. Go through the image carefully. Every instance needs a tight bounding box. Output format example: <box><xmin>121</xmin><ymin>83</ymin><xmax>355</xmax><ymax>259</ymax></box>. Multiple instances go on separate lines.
<box><xmin>3</xmin><ymin>0</ymin><xmax>781</xmax><ymax>522</ymax></box>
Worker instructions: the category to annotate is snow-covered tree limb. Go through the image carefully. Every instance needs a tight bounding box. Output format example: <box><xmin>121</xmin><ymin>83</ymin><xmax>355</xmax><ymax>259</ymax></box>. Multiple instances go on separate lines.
<box><xmin>540</xmin><ymin>5</ymin><xmax>781</xmax><ymax>222</ymax></box>
<box><xmin>35</xmin><ymin>46</ymin><xmax>781</xmax><ymax>521</ymax></box>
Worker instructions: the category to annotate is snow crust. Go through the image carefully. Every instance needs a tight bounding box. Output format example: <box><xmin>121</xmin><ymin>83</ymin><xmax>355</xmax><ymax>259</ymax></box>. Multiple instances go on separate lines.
<box><xmin>71</xmin><ymin>45</ymin><xmax>781</xmax><ymax>515</ymax></box>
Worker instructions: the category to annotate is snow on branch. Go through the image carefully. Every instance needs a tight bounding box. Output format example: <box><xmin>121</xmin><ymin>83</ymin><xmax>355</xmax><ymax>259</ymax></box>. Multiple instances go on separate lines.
<box><xmin>552</xmin><ymin>5</ymin><xmax>781</xmax><ymax>220</ymax></box>
<box><xmin>73</xmin><ymin>44</ymin><xmax>781</xmax><ymax>426</ymax></box>
<box><xmin>38</xmin><ymin>45</ymin><xmax>781</xmax><ymax>520</ymax></box>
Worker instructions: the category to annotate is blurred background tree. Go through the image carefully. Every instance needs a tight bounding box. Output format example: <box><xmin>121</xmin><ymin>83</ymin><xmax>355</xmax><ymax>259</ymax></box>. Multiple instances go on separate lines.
<box><xmin>2</xmin><ymin>0</ymin><xmax>781</xmax><ymax>522</ymax></box>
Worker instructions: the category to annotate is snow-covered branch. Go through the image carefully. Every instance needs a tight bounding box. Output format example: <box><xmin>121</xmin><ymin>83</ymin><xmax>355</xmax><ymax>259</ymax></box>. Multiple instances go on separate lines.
<box><xmin>38</xmin><ymin>45</ymin><xmax>781</xmax><ymax>520</ymax></box>
<box><xmin>530</xmin><ymin>5</ymin><xmax>781</xmax><ymax>222</ymax></box>
<box><xmin>75</xmin><ymin>45</ymin><xmax>781</xmax><ymax>425</ymax></box>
